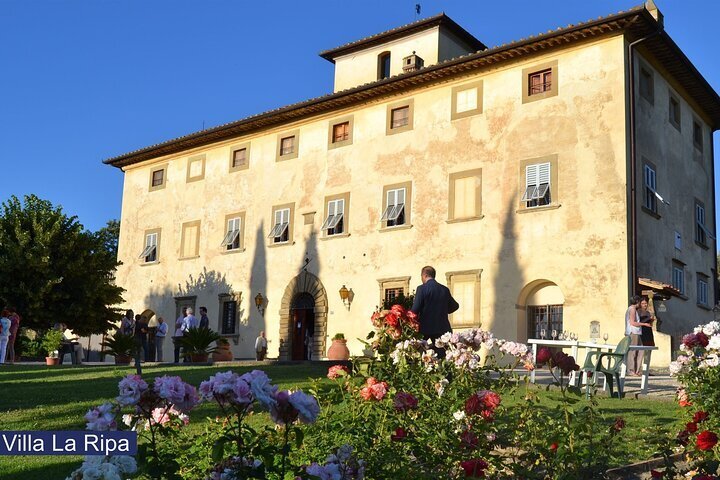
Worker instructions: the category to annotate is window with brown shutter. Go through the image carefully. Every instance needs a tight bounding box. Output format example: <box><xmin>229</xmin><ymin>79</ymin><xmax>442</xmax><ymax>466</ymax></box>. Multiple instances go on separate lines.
<box><xmin>232</xmin><ymin>148</ymin><xmax>247</xmax><ymax>168</ymax></box>
<box><xmin>528</xmin><ymin>69</ymin><xmax>552</xmax><ymax>95</ymax></box>
<box><xmin>332</xmin><ymin>122</ymin><xmax>349</xmax><ymax>143</ymax></box>
<box><xmin>151</xmin><ymin>169</ymin><xmax>164</xmax><ymax>187</ymax></box>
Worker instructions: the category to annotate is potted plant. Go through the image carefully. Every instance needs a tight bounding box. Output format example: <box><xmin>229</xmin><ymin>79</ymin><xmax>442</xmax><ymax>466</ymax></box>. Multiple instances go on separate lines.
<box><xmin>180</xmin><ymin>328</ymin><xmax>221</xmax><ymax>363</ymax></box>
<box><xmin>327</xmin><ymin>333</ymin><xmax>350</xmax><ymax>361</ymax></box>
<box><xmin>101</xmin><ymin>332</ymin><xmax>136</xmax><ymax>364</ymax></box>
<box><xmin>41</xmin><ymin>329</ymin><xmax>64</xmax><ymax>366</ymax></box>
<box><xmin>212</xmin><ymin>337</ymin><xmax>234</xmax><ymax>362</ymax></box>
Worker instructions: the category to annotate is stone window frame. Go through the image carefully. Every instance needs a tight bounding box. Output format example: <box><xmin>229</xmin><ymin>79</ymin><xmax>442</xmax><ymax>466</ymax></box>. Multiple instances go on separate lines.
<box><xmin>448</xmin><ymin>168</ymin><xmax>483</xmax><ymax>223</ymax></box>
<box><xmin>522</xmin><ymin>60</ymin><xmax>558</xmax><ymax>104</ymax></box>
<box><xmin>697</xmin><ymin>273</ymin><xmax>710</xmax><ymax>308</ymax></box>
<box><xmin>175</xmin><ymin>296</ymin><xmax>197</xmax><ymax>322</ymax></box>
<box><xmin>451</xmin><ymin>80</ymin><xmax>483</xmax><ymax>120</ymax></box>
<box><xmin>377</xmin><ymin>51</ymin><xmax>391</xmax><ymax>80</ymax></box>
<box><xmin>668</xmin><ymin>91</ymin><xmax>682</xmax><ymax>131</ymax></box>
<box><xmin>328</xmin><ymin>115</ymin><xmax>354</xmax><ymax>150</ymax></box>
<box><xmin>179</xmin><ymin>220</ymin><xmax>201</xmax><ymax>260</ymax></box>
<box><xmin>140</xmin><ymin>228</ymin><xmax>162</xmax><ymax>265</ymax></box>
<box><xmin>377</xmin><ymin>276</ymin><xmax>411</xmax><ymax>309</ymax></box>
<box><xmin>276</xmin><ymin>130</ymin><xmax>300</xmax><ymax>162</ymax></box>
<box><xmin>446</xmin><ymin>269</ymin><xmax>482</xmax><ymax>329</ymax></box>
<box><xmin>516</xmin><ymin>154</ymin><xmax>559</xmax><ymax>213</ymax></box>
<box><xmin>148</xmin><ymin>163</ymin><xmax>168</xmax><ymax>192</ymax></box>
<box><xmin>672</xmin><ymin>259</ymin><xmax>686</xmax><ymax>297</ymax></box>
<box><xmin>639</xmin><ymin>63</ymin><xmax>655</xmax><ymax>105</ymax></box>
<box><xmin>380</xmin><ymin>181</ymin><xmax>413</xmax><ymax>231</ymax></box>
<box><xmin>186</xmin><ymin>154</ymin><xmax>206</xmax><ymax>183</ymax></box>
<box><xmin>269</xmin><ymin>202</ymin><xmax>295</xmax><ymax>247</ymax></box>
<box><xmin>385</xmin><ymin>98</ymin><xmax>414</xmax><ymax>135</ymax></box>
<box><xmin>222</xmin><ymin>211</ymin><xmax>246</xmax><ymax>253</ymax></box>
<box><xmin>320</xmin><ymin>192</ymin><xmax>351</xmax><ymax>240</ymax></box>
<box><xmin>229</xmin><ymin>142</ymin><xmax>251</xmax><ymax>173</ymax></box>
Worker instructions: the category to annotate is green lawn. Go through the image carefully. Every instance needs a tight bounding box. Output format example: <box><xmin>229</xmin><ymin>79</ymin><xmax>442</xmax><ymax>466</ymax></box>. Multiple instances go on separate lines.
<box><xmin>0</xmin><ymin>364</ymin><xmax>681</xmax><ymax>479</ymax></box>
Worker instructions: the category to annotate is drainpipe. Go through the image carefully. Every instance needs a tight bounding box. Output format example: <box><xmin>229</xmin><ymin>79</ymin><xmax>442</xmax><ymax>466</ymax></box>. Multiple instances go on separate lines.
<box><xmin>627</xmin><ymin>20</ymin><xmax>664</xmax><ymax>299</ymax></box>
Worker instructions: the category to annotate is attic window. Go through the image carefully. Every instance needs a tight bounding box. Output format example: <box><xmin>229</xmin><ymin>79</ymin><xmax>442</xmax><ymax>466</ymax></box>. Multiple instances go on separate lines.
<box><xmin>378</xmin><ymin>52</ymin><xmax>391</xmax><ymax>80</ymax></box>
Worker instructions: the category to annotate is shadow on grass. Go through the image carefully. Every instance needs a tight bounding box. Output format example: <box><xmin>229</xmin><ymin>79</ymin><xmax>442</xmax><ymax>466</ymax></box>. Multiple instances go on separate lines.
<box><xmin>0</xmin><ymin>456</ymin><xmax>78</xmax><ymax>480</ymax></box>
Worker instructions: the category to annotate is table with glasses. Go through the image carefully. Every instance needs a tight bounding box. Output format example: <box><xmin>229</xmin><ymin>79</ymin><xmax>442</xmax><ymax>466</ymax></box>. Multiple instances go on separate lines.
<box><xmin>528</xmin><ymin>338</ymin><xmax>658</xmax><ymax>394</ymax></box>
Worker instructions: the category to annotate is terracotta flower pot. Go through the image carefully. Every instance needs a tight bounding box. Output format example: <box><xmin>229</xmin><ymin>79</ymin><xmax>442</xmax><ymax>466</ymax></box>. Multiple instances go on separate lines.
<box><xmin>45</xmin><ymin>357</ymin><xmax>60</xmax><ymax>366</ymax></box>
<box><xmin>327</xmin><ymin>339</ymin><xmax>350</xmax><ymax>361</ymax></box>
<box><xmin>212</xmin><ymin>344</ymin><xmax>233</xmax><ymax>362</ymax></box>
<box><xmin>190</xmin><ymin>353</ymin><xmax>210</xmax><ymax>363</ymax></box>
<box><xmin>115</xmin><ymin>354</ymin><xmax>132</xmax><ymax>365</ymax></box>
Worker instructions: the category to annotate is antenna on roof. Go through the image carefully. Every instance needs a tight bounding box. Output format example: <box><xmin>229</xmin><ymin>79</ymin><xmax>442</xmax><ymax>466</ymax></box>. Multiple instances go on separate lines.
<box><xmin>415</xmin><ymin>4</ymin><xmax>421</xmax><ymax>19</ymax></box>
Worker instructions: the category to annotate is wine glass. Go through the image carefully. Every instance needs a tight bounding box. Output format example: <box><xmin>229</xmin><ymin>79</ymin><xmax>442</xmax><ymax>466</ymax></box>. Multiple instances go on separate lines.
<box><xmin>540</xmin><ymin>328</ymin><xmax>546</xmax><ymax>340</ymax></box>
<box><xmin>551</xmin><ymin>329</ymin><xmax>558</xmax><ymax>341</ymax></box>
<box><xmin>603</xmin><ymin>333</ymin><xmax>609</xmax><ymax>343</ymax></box>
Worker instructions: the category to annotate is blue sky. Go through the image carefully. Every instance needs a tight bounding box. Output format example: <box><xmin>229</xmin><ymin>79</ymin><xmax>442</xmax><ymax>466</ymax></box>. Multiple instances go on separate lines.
<box><xmin>1</xmin><ymin>0</ymin><xmax>718</xmax><ymax>232</ymax></box>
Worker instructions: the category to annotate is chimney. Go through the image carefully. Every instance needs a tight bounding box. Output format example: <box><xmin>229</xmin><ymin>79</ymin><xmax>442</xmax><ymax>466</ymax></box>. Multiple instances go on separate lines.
<box><xmin>402</xmin><ymin>52</ymin><xmax>425</xmax><ymax>73</ymax></box>
<box><xmin>645</xmin><ymin>0</ymin><xmax>664</xmax><ymax>27</ymax></box>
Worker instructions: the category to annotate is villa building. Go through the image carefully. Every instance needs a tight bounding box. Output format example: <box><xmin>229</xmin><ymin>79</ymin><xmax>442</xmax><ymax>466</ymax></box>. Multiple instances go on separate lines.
<box><xmin>105</xmin><ymin>2</ymin><xmax>719</xmax><ymax>365</ymax></box>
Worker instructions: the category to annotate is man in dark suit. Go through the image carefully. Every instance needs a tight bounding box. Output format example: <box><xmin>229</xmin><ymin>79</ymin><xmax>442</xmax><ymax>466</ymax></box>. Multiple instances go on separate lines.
<box><xmin>410</xmin><ymin>266</ymin><xmax>459</xmax><ymax>357</ymax></box>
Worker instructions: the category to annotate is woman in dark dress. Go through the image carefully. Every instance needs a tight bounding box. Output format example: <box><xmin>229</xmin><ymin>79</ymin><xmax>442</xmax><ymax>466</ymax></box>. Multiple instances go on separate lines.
<box><xmin>638</xmin><ymin>297</ymin><xmax>655</xmax><ymax>346</ymax></box>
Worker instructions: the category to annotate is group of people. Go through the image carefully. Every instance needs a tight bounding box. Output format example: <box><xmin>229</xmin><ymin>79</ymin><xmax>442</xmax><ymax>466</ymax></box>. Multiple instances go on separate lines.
<box><xmin>170</xmin><ymin>306</ymin><xmax>209</xmax><ymax>363</ymax></box>
<box><xmin>0</xmin><ymin>307</ymin><xmax>21</xmax><ymax>365</ymax></box>
<box><xmin>119</xmin><ymin>309</ymin><xmax>169</xmax><ymax>362</ymax></box>
<box><xmin>625</xmin><ymin>295</ymin><xmax>657</xmax><ymax>376</ymax></box>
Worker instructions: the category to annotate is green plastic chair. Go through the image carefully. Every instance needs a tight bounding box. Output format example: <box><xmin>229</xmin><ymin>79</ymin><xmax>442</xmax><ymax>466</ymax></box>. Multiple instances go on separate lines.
<box><xmin>581</xmin><ymin>336</ymin><xmax>632</xmax><ymax>399</ymax></box>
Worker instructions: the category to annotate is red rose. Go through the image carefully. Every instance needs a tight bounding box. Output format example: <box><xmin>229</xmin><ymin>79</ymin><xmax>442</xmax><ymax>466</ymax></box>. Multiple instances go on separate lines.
<box><xmin>679</xmin><ymin>400</ymin><xmax>693</xmax><ymax>408</ymax></box>
<box><xmin>390</xmin><ymin>304</ymin><xmax>406</xmax><ymax>317</ymax></box>
<box><xmin>697</xmin><ymin>430</ymin><xmax>718</xmax><ymax>451</ymax></box>
<box><xmin>465</xmin><ymin>394</ymin><xmax>483</xmax><ymax>416</ymax></box>
<box><xmin>611</xmin><ymin>417</ymin><xmax>625</xmax><ymax>432</ymax></box>
<box><xmin>697</xmin><ymin>332</ymin><xmax>710</xmax><ymax>347</ymax></box>
<box><xmin>393</xmin><ymin>392</ymin><xmax>419</xmax><ymax>412</ymax></box>
<box><xmin>384</xmin><ymin>312</ymin><xmax>399</xmax><ymax>328</ymax></box>
<box><xmin>650</xmin><ymin>470</ymin><xmax>664</xmax><ymax>478</ymax></box>
<box><xmin>694</xmin><ymin>476</ymin><xmax>719</xmax><ymax>480</ymax></box>
<box><xmin>686</xmin><ymin>422</ymin><xmax>698</xmax><ymax>434</ymax></box>
<box><xmin>479</xmin><ymin>391</ymin><xmax>501</xmax><ymax>410</ymax></box>
<box><xmin>536</xmin><ymin>347</ymin><xmax>552</xmax><ymax>365</ymax></box>
<box><xmin>391</xmin><ymin>427</ymin><xmax>407</xmax><ymax>441</ymax></box>
<box><xmin>676</xmin><ymin>429</ymin><xmax>690</xmax><ymax>446</ymax></box>
<box><xmin>549</xmin><ymin>442</ymin><xmax>558</xmax><ymax>452</ymax></box>
<box><xmin>694</xmin><ymin>411</ymin><xmax>710</xmax><ymax>423</ymax></box>
<box><xmin>460</xmin><ymin>458</ymin><xmax>488</xmax><ymax>478</ymax></box>
<box><xmin>552</xmin><ymin>351</ymin><xmax>580</xmax><ymax>374</ymax></box>
<box><xmin>460</xmin><ymin>430</ymin><xmax>479</xmax><ymax>449</ymax></box>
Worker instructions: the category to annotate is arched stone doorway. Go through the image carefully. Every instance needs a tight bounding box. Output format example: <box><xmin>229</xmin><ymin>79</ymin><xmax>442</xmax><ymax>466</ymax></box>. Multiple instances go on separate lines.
<box><xmin>278</xmin><ymin>271</ymin><xmax>328</xmax><ymax>360</ymax></box>
<box><xmin>516</xmin><ymin>280</ymin><xmax>565</xmax><ymax>342</ymax></box>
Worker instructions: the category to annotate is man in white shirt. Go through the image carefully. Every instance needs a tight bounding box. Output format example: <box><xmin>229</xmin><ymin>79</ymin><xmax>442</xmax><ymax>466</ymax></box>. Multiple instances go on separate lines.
<box><xmin>183</xmin><ymin>307</ymin><xmax>199</xmax><ymax>332</ymax></box>
<box><xmin>155</xmin><ymin>317</ymin><xmax>168</xmax><ymax>362</ymax></box>
<box><xmin>255</xmin><ymin>331</ymin><xmax>267</xmax><ymax>361</ymax></box>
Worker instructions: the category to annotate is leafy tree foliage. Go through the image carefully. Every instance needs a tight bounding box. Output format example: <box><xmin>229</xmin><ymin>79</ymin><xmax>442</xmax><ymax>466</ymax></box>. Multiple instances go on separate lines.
<box><xmin>0</xmin><ymin>195</ymin><xmax>124</xmax><ymax>335</ymax></box>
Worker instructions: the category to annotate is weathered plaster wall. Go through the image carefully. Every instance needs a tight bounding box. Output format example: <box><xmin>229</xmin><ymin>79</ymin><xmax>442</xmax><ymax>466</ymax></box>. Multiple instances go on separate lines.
<box><xmin>634</xmin><ymin>48</ymin><xmax>716</xmax><ymax>339</ymax></box>
<box><xmin>115</xmin><ymin>34</ymin><xmax>634</xmax><ymax>361</ymax></box>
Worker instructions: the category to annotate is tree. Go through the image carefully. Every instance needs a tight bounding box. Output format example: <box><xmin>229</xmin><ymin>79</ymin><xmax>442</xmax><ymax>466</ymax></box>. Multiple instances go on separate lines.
<box><xmin>0</xmin><ymin>195</ymin><xmax>125</xmax><ymax>335</ymax></box>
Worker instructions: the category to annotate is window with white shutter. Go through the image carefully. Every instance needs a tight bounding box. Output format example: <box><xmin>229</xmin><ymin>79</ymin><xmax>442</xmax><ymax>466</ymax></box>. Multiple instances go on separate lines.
<box><xmin>268</xmin><ymin>208</ymin><xmax>290</xmax><ymax>243</ymax></box>
<box><xmin>522</xmin><ymin>162</ymin><xmax>551</xmax><ymax>207</ymax></box>
<box><xmin>222</xmin><ymin>217</ymin><xmax>242</xmax><ymax>250</ymax></box>
<box><xmin>321</xmin><ymin>199</ymin><xmax>345</xmax><ymax>235</ymax></box>
<box><xmin>381</xmin><ymin>188</ymin><xmax>406</xmax><ymax>227</ymax></box>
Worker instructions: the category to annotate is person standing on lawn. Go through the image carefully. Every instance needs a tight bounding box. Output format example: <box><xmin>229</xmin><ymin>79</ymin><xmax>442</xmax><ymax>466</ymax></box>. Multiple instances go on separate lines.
<box><xmin>0</xmin><ymin>309</ymin><xmax>11</xmax><ymax>364</ymax></box>
<box><xmin>198</xmin><ymin>307</ymin><xmax>209</xmax><ymax>330</ymax></box>
<box><xmin>155</xmin><ymin>317</ymin><xmax>167</xmax><ymax>362</ymax></box>
<box><xmin>410</xmin><ymin>265</ymin><xmax>459</xmax><ymax>358</ymax></box>
<box><xmin>255</xmin><ymin>331</ymin><xmax>267</xmax><ymax>361</ymax></box>
<box><xmin>625</xmin><ymin>295</ymin><xmax>652</xmax><ymax>376</ymax></box>
<box><xmin>173</xmin><ymin>308</ymin><xmax>187</xmax><ymax>363</ymax></box>
<box><xmin>6</xmin><ymin>307</ymin><xmax>20</xmax><ymax>364</ymax></box>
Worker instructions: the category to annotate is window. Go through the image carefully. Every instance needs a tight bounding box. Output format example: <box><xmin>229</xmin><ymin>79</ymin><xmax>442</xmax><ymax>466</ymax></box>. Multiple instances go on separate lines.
<box><xmin>180</xmin><ymin>221</ymin><xmax>201</xmax><ymax>259</ymax></box>
<box><xmin>448</xmin><ymin>169</ymin><xmax>482</xmax><ymax>221</ymax></box>
<box><xmin>232</xmin><ymin>149</ymin><xmax>247</xmax><ymax>168</ymax></box>
<box><xmin>378</xmin><ymin>52</ymin><xmax>391</xmax><ymax>80</ymax></box>
<box><xmin>268</xmin><ymin>204</ymin><xmax>294</xmax><ymax>245</ymax></box>
<box><xmin>693</xmin><ymin>121</ymin><xmax>704</xmax><ymax>152</ymax></box>
<box><xmin>696</xmin><ymin>201</ymin><xmax>707</xmax><ymax>246</ymax></box>
<box><xmin>527</xmin><ymin>305</ymin><xmax>563</xmax><ymax>340</ymax></box>
<box><xmin>446</xmin><ymin>270</ymin><xmax>481</xmax><ymax>328</ymax></box>
<box><xmin>672</xmin><ymin>262</ymin><xmax>685</xmax><ymax>295</ymax></box>
<box><xmin>328</xmin><ymin>116</ymin><xmax>354</xmax><ymax>149</ymax></box>
<box><xmin>321</xmin><ymin>194</ymin><xmax>349</xmax><ymax>237</ymax></box>
<box><xmin>521</xmin><ymin>163</ymin><xmax>551</xmax><ymax>208</ymax></box>
<box><xmin>529</xmin><ymin>69</ymin><xmax>552</xmax><ymax>95</ymax></box>
<box><xmin>451</xmin><ymin>81</ymin><xmax>483</xmax><ymax>120</ymax></box>
<box><xmin>221</xmin><ymin>213</ymin><xmax>244</xmax><ymax>251</ymax></box>
<box><xmin>280</xmin><ymin>136</ymin><xmax>294</xmax><ymax>156</ymax></box>
<box><xmin>218</xmin><ymin>293</ymin><xmax>240</xmax><ymax>334</ymax></box>
<box><xmin>148</xmin><ymin>164</ymin><xmax>168</xmax><ymax>191</ymax></box>
<box><xmin>380</xmin><ymin>183</ymin><xmax>411</xmax><ymax>229</ymax></box>
<box><xmin>669</xmin><ymin>94</ymin><xmax>681</xmax><ymax>130</ymax></box>
<box><xmin>386</xmin><ymin>99</ymin><xmax>414</xmax><ymax>135</ymax></box>
<box><xmin>522</xmin><ymin>61</ymin><xmax>558</xmax><ymax>104</ymax></box>
<box><xmin>698</xmin><ymin>275</ymin><xmax>709</xmax><ymax>307</ymax></box>
<box><xmin>186</xmin><ymin>155</ymin><xmax>205</xmax><ymax>182</ymax></box>
<box><xmin>229</xmin><ymin>142</ymin><xmax>251</xmax><ymax>172</ymax></box>
<box><xmin>643</xmin><ymin>163</ymin><xmax>657</xmax><ymax>214</ymax></box>
<box><xmin>639</xmin><ymin>67</ymin><xmax>654</xmax><ymax>103</ymax></box>
<box><xmin>139</xmin><ymin>229</ymin><xmax>160</xmax><ymax>264</ymax></box>
<box><xmin>391</xmin><ymin>107</ymin><xmax>409</xmax><ymax>129</ymax></box>
<box><xmin>377</xmin><ymin>276</ymin><xmax>411</xmax><ymax>308</ymax></box>
<box><xmin>276</xmin><ymin>131</ymin><xmax>299</xmax><ymax>161</ymax></box>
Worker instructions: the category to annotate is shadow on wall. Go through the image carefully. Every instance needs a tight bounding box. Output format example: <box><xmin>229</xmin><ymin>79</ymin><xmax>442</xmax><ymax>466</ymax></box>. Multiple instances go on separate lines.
<box><xmin>492</xmin><ymin>202</ymin><xmax>524</xmax><ymax>342</ymax></box>
<box><xmin>248</xmin><ymin>222</ymin><xmax>267</xmax><ymax>358</ymax></box>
